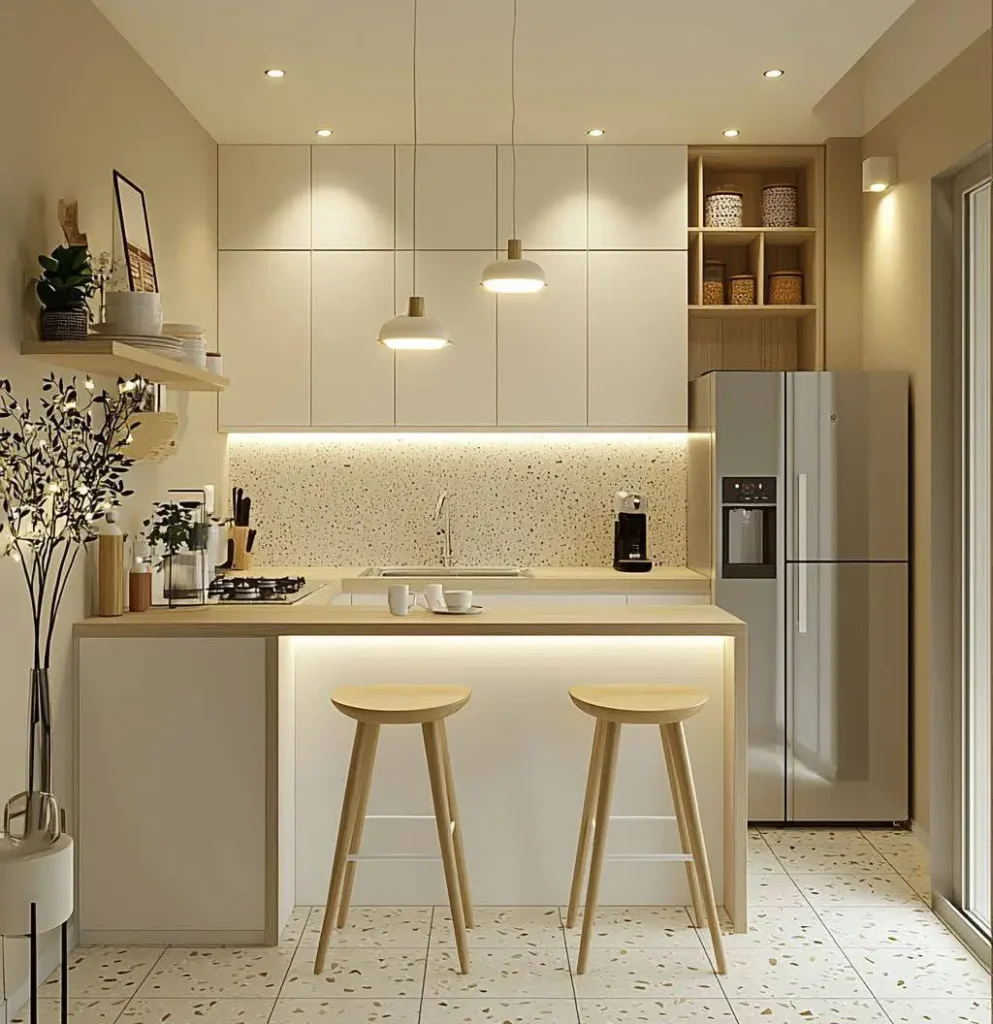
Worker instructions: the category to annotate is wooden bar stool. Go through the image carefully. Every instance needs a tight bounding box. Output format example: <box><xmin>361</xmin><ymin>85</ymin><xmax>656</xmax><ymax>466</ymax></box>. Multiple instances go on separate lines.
<box><xmin>565</xmin><ymin>684</ymin><xmax>726</xmax><ymax>975</ymax></box>
<box><xmin>313</xmin><ymin>684</ymin><xmax>474</xmax><ymax>975</ymax></box>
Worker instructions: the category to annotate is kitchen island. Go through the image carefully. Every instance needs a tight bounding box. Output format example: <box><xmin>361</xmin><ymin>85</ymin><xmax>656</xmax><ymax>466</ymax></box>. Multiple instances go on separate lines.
<box><xmin>74</xmin><ymin>603</ymin><xmax>746</xmax><ymax>945</ymax></box>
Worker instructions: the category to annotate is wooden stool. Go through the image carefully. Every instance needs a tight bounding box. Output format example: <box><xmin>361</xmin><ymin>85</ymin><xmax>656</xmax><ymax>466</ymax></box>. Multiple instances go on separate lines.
<box><xmin>565</xmin><ymin>685</ymin><xmax>726</xmax><ymax>975</ymax></box>
<box><xmin>313</xmin><ymin>684</ymin><xmax>474</xmax><ymax>975</ymax></box>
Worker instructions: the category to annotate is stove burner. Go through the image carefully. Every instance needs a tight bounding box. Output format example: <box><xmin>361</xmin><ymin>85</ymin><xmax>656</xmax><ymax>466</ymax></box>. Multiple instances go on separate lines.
<box><xmin>209</xmin><ymin>575</ymin><xmax>308</xmax><ymax>602</ymax></box>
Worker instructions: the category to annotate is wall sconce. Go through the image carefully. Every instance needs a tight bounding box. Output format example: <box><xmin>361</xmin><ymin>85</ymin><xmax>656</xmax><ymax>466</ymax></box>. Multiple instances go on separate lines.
<box><xmin>863</xmin><ymin>156</ymin><xmax>897</xmax><ymax>193</ymax></box>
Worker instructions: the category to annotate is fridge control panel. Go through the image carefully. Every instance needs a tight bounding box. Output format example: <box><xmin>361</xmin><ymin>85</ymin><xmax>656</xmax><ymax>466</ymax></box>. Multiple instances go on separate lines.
<box><xmin>721</xmin><ymin>476</ymin><xmax>777</xmax><ymax>505</ymax></box>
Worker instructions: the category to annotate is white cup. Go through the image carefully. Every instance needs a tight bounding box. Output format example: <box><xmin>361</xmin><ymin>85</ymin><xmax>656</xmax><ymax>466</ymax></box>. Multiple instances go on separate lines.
<box><xmin>444</xmin><ymin>589</ymin><xmax>472</xmax><ymax>613</ymax></box>
<box><xmin>419</xmin><ymin>583</ymin><xmax>445</xmax><ymax>611</ymax></box>
<box><xmin>105</xmin><ymin>292</ymin><xmax>163</xmax><ymax>335</ymax></box>
<box><xmin>388</xmin><ymin>584</ymin><xmax>415</xmax><ymax>616</ymax></box>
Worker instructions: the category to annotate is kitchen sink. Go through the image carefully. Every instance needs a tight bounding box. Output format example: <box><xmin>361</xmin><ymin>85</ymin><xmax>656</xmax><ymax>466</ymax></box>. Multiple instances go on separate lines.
<box><xmin>360</xmin><ymin>566</ymin><xmax>532</xmax><ymax>578</ymax></box>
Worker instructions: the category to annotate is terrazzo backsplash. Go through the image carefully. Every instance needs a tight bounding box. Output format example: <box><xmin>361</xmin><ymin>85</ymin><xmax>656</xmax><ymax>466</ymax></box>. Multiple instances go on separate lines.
<box><xmin>228</xmin><ymin>435</ymin><xmax>687</xmax><ymax>567</ymax></box>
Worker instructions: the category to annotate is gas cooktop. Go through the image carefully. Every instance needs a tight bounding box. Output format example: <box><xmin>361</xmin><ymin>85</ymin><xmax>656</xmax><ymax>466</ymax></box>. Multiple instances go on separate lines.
<box><xmin>208</xmin><ymin>575</ymin><xmax>320</xmax><ymax>604</ymax></box>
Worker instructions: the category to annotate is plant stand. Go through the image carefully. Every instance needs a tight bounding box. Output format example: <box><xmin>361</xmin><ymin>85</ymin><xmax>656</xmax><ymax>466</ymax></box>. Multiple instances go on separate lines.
<box><xmin>0</xmin><ymin>834</ymin><xmax>73</xmax><ymax>1024</ymax></box>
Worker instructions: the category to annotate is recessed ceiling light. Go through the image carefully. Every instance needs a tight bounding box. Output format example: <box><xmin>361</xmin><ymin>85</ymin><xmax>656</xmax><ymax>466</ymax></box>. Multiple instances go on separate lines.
<box><xmin>586</xmin><ymin>127</ymin><xmax>605</xmax><ymax>137</ymax></box>
<box><xmin>315</xmin><ymin>128</ymin><xmax>333</xmax><ymax>137</ymax></box>
<box><xmin>264</xmin><ymin>68</ymin><xmax>285</xmax><ymax>78</ymax></box>
<box><xmin>763</xmin><ymin>69</ymin><xmax>785</xmax><ymax>78</ymax></box>
<box><xmin>722</xmin><ymin>128</ymin><xmax>740</xmax><ymax>138</ymax></box>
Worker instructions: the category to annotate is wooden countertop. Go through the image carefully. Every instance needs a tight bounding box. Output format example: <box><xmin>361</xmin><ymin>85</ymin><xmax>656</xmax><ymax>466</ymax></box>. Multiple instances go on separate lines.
<box><xmin>76</xmin><ymin>603</ymin><xmax>744</xmax><ymax>639</ymax></box>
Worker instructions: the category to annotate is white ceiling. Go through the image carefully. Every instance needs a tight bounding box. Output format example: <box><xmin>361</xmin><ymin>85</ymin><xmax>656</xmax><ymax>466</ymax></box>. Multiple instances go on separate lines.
<box><xmin>93</xmin><ymin>0</ymin><xmax>918</xmax><ymax>145</ymax></box>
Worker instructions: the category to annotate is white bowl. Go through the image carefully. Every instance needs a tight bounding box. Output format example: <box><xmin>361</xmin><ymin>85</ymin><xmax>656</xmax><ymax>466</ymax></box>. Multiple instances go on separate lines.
<box><xmin>106</xmin><ymin>291</ymin><xmax>161</xmax><ymax>309</ymax></box>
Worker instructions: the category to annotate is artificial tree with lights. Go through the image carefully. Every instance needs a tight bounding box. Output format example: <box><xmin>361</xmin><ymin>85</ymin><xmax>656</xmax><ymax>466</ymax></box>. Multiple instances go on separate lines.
<box><xmin>0</xmin><ymin>371</ymin><xmax>146</xmax><ymax>845</ymax></box>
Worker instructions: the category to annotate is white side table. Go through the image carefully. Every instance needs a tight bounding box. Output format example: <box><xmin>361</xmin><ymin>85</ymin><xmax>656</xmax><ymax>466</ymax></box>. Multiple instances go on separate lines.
<box><xmin>0</xmin><ymin>834</ymin><xmax>73</xmax><ymax>1024</ymax></box>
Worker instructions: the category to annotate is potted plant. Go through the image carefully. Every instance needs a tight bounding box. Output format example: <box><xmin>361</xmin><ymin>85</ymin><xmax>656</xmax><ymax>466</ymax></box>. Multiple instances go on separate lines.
<box><xmin>144</xmin><ymin>501</ymin><xmax>207</xmax><ymax>605</ymax></box>
<box><xmin>36</xmin><ymin>244</ymin><xmax>96</xmax><ymax>341</ymax></box>
<box><xmin>0</xmin><ymin>372</ymin><xmax>146</xmax><ymax>843</ymax></box>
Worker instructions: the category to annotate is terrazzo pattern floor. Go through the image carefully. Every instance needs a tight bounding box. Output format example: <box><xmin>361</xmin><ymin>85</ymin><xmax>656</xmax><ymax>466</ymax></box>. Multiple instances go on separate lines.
<box><xmin>22</xmin><ymin>829</ymin><xmax>990</xmax><ymax>1024</ymax></box>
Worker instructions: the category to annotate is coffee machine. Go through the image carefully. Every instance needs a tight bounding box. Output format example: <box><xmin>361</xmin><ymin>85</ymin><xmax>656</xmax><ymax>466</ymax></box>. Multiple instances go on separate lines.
<box><xmin>613</xmin><ymin>490</ymin><xmax>652</xmax><ymax>572</ymax></box>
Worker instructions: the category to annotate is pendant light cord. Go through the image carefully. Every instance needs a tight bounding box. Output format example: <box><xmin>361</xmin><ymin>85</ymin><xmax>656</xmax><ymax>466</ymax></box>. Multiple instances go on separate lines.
<box><xmin>412</xmin><ymin>0</ymin><xmax>418</xmax><ymax>293</ymax></box>
<box><xmin>511</xmin><ymin>0</ymin><xmax>518</xmax><ymax>239</ymax></box>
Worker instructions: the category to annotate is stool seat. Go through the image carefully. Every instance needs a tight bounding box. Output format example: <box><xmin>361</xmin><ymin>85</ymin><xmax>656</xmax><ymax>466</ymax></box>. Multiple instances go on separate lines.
<box><xmin>332</xmin><ymin>684</ymin><xmax>471</xmax><ymax>724</ymax></box>
<box><xmin>569</xmin><ymin>685</ymin><xmax>707</xmax><ymax>725</ymax></box>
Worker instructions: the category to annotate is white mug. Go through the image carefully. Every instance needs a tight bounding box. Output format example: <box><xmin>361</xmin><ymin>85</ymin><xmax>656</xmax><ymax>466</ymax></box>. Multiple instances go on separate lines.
<box><xmin>418</xmin><ymin>583</ymin><xmax>445</xmax><ymax>611</ymax></box>
<box><xmin>388</xmin><ymin>584</ymin><xmax>415</xmax><ymax>616</ymax></box>
<box><xmin>444</xmin><ymin>589</ymin><xmax>472</xmax><ymax>613</ymax></box>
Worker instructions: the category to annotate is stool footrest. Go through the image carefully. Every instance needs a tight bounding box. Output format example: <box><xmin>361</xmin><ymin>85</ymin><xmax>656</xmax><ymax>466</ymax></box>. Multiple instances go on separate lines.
<box><xmin>346</xmin><ymin>853</ymin><xmax>441</xmax><ymax>862</ymax></box>
<box><xmin>607</xmin><ymin>815</ymin><xmax>677</xmax><ymax>822</ymax></box>
<box><xmin>364</xmin><ymin>815</ymin><xmax>435</xmax><ymax>821</ymax></box>
<box><xmin>603</xmin><ymin>853</ymin><xmax>694</xmax><ymax>862</ymax></box>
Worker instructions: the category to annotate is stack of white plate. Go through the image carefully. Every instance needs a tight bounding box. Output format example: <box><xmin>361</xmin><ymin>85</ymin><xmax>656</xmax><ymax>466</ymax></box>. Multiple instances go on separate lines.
<box><xmin>164</xmin><ymin>323</ymin><xmax>208</xmax><ymax>369</ymax></box>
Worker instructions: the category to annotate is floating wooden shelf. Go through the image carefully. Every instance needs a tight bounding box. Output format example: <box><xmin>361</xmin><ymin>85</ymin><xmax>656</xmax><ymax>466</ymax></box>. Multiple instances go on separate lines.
<box><xmin>689</xmin><ymin>304</ymin><xmax>817</xmax><ymax>319</ymax></box>
<box><xmin>689</xmin><ymin>226</ymin><xmax>818</xmax><ymax>247</ymax></box>
<box><xmin>21</xmin><ymin>340</ymin><xmax>229</xmax><ymax>393</ymax></box>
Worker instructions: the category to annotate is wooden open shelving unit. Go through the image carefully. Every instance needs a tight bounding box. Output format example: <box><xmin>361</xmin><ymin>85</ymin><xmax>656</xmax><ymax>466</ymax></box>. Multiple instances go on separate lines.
<box><xmin>687</xmin><ymin>146</ymin><xmax>825</xmax><ymax>380</ymax></box>
<box><xmin>21</xmin><ymin>339</ymin><xmax>229</xmax><ymax>392</ymax></box>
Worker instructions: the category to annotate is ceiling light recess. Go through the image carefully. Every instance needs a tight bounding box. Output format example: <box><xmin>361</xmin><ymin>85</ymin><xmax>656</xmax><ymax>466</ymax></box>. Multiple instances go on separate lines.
<box><xmin>264</xmin><ymin>68</ymin><xmax>285</xmax><ymax>78</ymax></box>
<box><xmin>763</xmin><ymin>69</ymin><xmax>785</xmax><ymax>78</ymax></box>
<box><xmin>586</xmin><ymin>127</ymin><xmax>605</xmax><ymax>137</ymax></box>
<box><xmin>722</xmin><ymin>128</ymin><xmax>740</xmax><ymax>138</ymax></box>
<box><xmin>862</xmin><ymin>156</ymin><xmax>896</xmax><ymax>193</ymax></box>
<box><xmin>480</xmin><ymin>0</ymin><xmax>546</xmax><ymax>296</ymax></box>
<box><xmin>315</xmin><ymin>128</ymin><xmax>333</xmax><ymax>137</ymax></box>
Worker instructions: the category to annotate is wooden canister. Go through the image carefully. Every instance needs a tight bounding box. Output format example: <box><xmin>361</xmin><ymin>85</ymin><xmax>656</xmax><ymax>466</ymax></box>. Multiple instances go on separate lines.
<box><xmin>729</xmin><ymin>274</ymin><xmax>756</xmax><ymax>305</ymax></box>
<box><xmin>129</xmin><ymin>571</ymin><xmax>152</xmax><ymax>612</ymax></box>
<box><xmin>97</xmin><ymin>516</ymin><xmax>124</xmax><ymax>617</ymax></box>
<box><xmin>768</xmin><ymin>270</ymin><xmax>804</xmax><ymax>305</ymax></box>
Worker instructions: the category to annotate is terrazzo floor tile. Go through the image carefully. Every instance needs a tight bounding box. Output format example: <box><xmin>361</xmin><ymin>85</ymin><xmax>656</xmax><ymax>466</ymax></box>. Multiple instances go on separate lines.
<box><xmin>728</xmin><ymin>998</ymin><xmax>890</xmax><ymax>1023</ymax></box>
<box><xmin>562</xmin><ymin>907</ymin><xmax>701</xmax><ymax>949</ymax></box>
<box><xmin>137</xmin><ymin>949</ymin><xmax>293</xmax><ymax>998</ymax></box>
<box><xmin>12</xmin><ymin>999</ymin><xmax>128</xmax><ymax>1024</ymax></box>
<box><xmin>420</xmin><ymin>998</ymin><xmax>581</xmax><ymax>1024</ymax></box>
<box><xmin>577</xmin><ymin>998</ymin><xmax>736</xmax><ymax>1023</ymax></box>
<box><xmin>42</xmin><ymin>949</ymin><xmax>165</xmax><ymax>999</ymax></box>
<box><xmin>846</xmin><ymin>948</ymin><xmax>991</xmax><ymax>999</ymax></box>
<box><xmin>748</xmin><ymin>831</ymin><xmax>787</xmax><ymax>874</ymax></box>
<box><xmin>763</xmin><ymin>838</ymin><xmax>891</xmax><ymax>875</ymax></box>
<box><xmin>715</xmin><ymin>906</ymin><xmax>833</xmax><ymax>948</ymax></box>
<box><xmin>270</xmin><ymin>998</ymin><xmax>422</xmax><ymax>1023</ymax></box>
<box><xmin>424</xmin><ymin>948</ymin><xmax>572</xmax><ymax>999</ymax></box>
<box><xmin>282</xmin><ymin>908</ymin><xmax>313</xmax><ymax>945</ymax></box>
<box><xmin>878</xmin><ymin>998</ymin><xmax>993</xmax><ymax>1023</ymax></box>
<box><xmin>747</xmin><ymin>873</ymin><xmax>809</xmax><ymax>906</ymax></box>
<box><xmin>119</xmin><ymin>998</ymin><xmax>276</xmax><ymax>1023</ymax></box>
<box><xmin>569</xmin><ymin>947</ymin><xmax>721</xmax><ymax>999</ymax></box>
<box><xmin>433</xmin><ymin>907</ymin><xmax>564</xmax><ymax>948</ymax></box>
<box><xmin>815</xmin><ymin>906</ymin><xmax>970</xmax><ymax>950</ymax></box>
<box><xmin>302</xmin><ymin>908</ymin><xmax>432</xmax><ymax>948</ymax></box>
<box><xmin>281</xmin><ymin>948</ymin><xmax>426</xmax><ymax>999</ymax></box>
<box><xmin>762</xmin><ymin>829</ymin><xmax>873</xmax><ymax>852</ymax></box>
<box><xmin>792</xmin><ymin>872</ymin><xmax>922</xmax><ymax>907</ymax></box>
<box><xmin>715</xmin><ymin>950</ymin><xmax>871</xmax><ymax>999</ymax></box>
<box><xmin>860</xmin><ymin>830</ymin><xmax>928</xmax><ymax>861</ymax></box>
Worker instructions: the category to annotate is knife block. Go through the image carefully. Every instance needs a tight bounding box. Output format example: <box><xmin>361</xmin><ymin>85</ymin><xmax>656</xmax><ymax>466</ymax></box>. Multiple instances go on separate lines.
<box><xmin>231</xmin><ymin>527</ymin><xmax>253</xmax><ymax>571</ymax></box>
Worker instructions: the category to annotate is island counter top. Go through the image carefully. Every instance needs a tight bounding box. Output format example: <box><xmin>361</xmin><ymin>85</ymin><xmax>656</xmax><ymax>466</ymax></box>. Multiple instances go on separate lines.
<box><xmin>75</xmin><ymin>602</ymin><xmax>744</xmax><ymax>639</ymax></box>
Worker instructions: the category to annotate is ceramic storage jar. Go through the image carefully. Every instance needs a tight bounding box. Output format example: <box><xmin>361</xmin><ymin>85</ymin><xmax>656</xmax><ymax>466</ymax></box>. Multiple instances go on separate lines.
<box><xmin>761</xmin><ymin>183</ymin><xmax>798</xmax><ymax>227</ymax></box>
<box><xmin>705</xmin><ymin>188</ymin><xmax>744</xmax><ymax>228</ymax></box>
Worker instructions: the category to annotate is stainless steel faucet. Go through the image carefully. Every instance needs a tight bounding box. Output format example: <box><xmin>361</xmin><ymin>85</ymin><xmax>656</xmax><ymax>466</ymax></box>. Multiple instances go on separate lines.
<box><xmin>434</xmin><ymin>490</ymin><xmax>452</xmax><ymax>568</ymax></box>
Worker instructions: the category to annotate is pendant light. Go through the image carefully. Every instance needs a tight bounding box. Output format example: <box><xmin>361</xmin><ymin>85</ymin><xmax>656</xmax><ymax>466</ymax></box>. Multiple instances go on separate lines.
<box><xmin>378</xmin><ymin>0</ymin><xmax>451</xmax><ymax>349</ymax></box>
<box><xmin>480</xmin><ymin>0</ymin><xmax>546</xmax><ymax>294</ymax></box>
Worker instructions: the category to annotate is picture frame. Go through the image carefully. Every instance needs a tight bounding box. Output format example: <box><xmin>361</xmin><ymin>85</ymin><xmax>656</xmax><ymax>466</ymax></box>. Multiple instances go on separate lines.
<box><xmin>113</xmin><ymin>169</ymin><xmax>158</xmax><ymax>292</ymax></box>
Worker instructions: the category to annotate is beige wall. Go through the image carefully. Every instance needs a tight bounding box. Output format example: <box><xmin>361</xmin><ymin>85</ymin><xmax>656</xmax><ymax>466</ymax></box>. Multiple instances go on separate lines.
<box><xmin>0</xmin><ymin>0</ymin><xmax>221</xmax><ymax>1009</ymax></box>
<box><xmin>861</xmin><ymin>31</ymin><xmax>992</xmax><ymax>830</ymax></box>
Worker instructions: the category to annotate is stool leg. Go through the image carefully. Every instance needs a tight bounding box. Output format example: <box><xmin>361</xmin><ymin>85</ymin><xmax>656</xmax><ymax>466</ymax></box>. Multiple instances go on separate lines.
<box><xmin>576</xmin><ymin>720</ymin><xmax>620</xmax><ymax>975</ymax></box>
<box><xmin>440</xmin><ymin>721</ymin><xmax>474</xmax><ymax>929</ymax></box>
<box><xmin>423</xmin><ymin>720</ymin><xmax>470</xmax><ymax>974</ymax></box>
<box><xmin>337</xmin><ymin>723</ymin><xmax>381</xmax><ymax>928</ymax></box>
<box><xmin>660</xmin><ymin>725</ymin><xmax>706</xmax><ymax>930</ymax></box>
<box><xmin>666</xmin><ymin>721</ymin><xmax>726</xmax><ymax>975</ymax></box>
<box><xmin>314</xmin><ymin>721</ymin><xmax>374</xmax><ymax>974</ymax></box>
<box><xmin>566</xmin><ymin>719</ymin><xmax>606</xmax><ymax>928</ymax></box>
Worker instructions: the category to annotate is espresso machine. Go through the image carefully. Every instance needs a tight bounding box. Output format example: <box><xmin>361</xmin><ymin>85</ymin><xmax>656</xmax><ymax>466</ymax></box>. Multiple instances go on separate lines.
<box><xmin>613</xmin><ymin>490</ymin><xmax>653</xmax><ymax>572</ymax></box>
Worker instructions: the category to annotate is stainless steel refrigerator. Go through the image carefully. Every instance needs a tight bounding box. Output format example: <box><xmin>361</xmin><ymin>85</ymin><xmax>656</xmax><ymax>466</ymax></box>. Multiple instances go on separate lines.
<box><xmin>688</xmin><ymin>371</ymin><xmax>909</xmax><ymax>823</ymax></box>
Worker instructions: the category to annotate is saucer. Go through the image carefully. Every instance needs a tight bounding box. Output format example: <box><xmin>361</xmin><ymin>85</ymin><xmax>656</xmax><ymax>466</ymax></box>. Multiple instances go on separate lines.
<box><xmin>431</xmin><ymin>605</ymin><xmax>484</xmax><ymax>616</ymax></box>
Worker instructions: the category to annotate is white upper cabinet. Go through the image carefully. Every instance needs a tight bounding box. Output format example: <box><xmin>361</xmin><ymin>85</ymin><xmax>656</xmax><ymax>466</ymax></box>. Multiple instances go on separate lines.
<box><xmin>497</xmin><ymin>251</ymin><xmax>587</xmax><ymax>426</ymax></box>
<box><xmin>588</xmin><ymin>146</ymin><xmax>688</xmax><ymax>250</ymax></box>
<box><xmin>219</xmin><ymin>146</ymin><xmax>311</xmax><ymax>250</ymax></box>
<box><xmin>587</xmin><ymin>251</ymin><xmax>688</xmax><ymax>427</ymax></box>
<box><xmin>219</xmin><ymin>251</ymin><xmax>311</xmax><ymax>428</ymax></box>
<box><xmin>312</xmin><ymin>252</ymin><xmax>396</xmax><ymax>426</ymax></box>
<box><xmin>395</xmin><ymin>251</ymin><xmax>497</xmax><ymax>426</ymax></box>
<box><xmin>312</xmin><ymin>146</ymin><xmax>394</xmax><ymax>249</ymax></box>
<box><xmin>400</xmin><ymin>146</ymin><xmax>496</xmax><ymax>250</ymax></box>
<box><xmin>497</xmin><ymin>146</ymin><xmax>587</xmax><ymax>249</ymax></box>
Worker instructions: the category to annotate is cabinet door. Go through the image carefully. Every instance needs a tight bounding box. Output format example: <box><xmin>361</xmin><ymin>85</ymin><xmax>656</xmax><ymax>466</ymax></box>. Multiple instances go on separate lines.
<box><xmin>312</xmin><ymin>146</ymin><xmax>394</xmax><ymax>249</ymax></box>
<box><xmin>497</xmin><ymin>251</ymin><xmax>587</xmax><ymax>426</ymax></box>
<box><xmin>588</xmin><ymin>251</ymin><xmax>688</xmax><ymax>427</ymax></box>
<box><xmin>219</xmin><ymin>146</ymin><xmax>311</xmax><ymax>250</ymax></box>
<box><xmin>497</xmin><ymin>146</ymin><xmax>587</xmax><ymax>249</ymax></box>
<box><xmin>404</xmin><ymin>146</ymin><xmax>496</xmax><ymax>250</ymax></box>
<box><xmin>219</xmin><ymin>251</ymin><xmax>311</xmax><ymax>429</ymax></box>
<box><xmin>588</xmin><ymin>146</ymin><xmax>687</xmax><ymax>250</ymax></box>
<box><xmin>395</xmin><ymin>251</ymin><xmax>497</xmax><ymax>426</ymax></box>
<box><xmin>312</xmin><ymin>251</ymin><xmax>396</xmax><ymax>426</ymax></box>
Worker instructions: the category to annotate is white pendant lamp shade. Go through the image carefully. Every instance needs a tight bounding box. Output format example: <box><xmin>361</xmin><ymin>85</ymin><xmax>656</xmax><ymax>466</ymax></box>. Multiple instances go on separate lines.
<box><xmin>481</xmin><ymin>238</ymin><xmax>546</xmax><ymax>294</ymax></box>
<box><xmin>378</xmin><ymin>296</ymin><xmax>450</xmax><ymax>350</ymax></box>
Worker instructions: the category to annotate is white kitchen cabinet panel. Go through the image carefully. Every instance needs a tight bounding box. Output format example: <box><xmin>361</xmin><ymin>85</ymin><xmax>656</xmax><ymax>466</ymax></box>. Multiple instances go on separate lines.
<box><xmin>219</xmin><ymin>251</ymin><xmax>311</xmax><ymax>429</ymax></box>
<box><xmin>312</xmin><ymin>146</ymin><xmax>394</xmax><ymax>249</ymax></box>
<box><xmin>219</xmin><ymin>146</ymin><xmax>311</xmax><ymax>250</ymax></box>
<box><xmin>395</xmin><ymin>251</ymin><xmax>497</xmax><ymax>426</ymax></box>
<box><xmin>587</xmin><ymin>251</ymin><xmax>688</xmax><ymax>428</ymax></box>
<box><xmin>588</xmin><ymin>146</ymin><xmax>687</xmax><ymax>250</ymax></box>
<box><xmin>404</xmin><ymin>146</ymin><xmax>496</xmax><ymax>250</ymax></box>
<box><xmin>497</xmin><ymin>146</ymin><xmax>587</xmax><ymax>249</ymax></box>
<box><xmin>497</xmin><ymin>251</ymin><xmax>587</xmax><ymax>426</ymax></box>
<box><xmin>312</xmin><ymin>252</ymin><xmax>395</xmax><ymax>426</ymax></box>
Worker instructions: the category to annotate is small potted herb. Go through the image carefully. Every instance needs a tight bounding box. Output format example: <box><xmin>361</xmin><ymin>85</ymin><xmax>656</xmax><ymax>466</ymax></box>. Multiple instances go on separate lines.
<box><xmin>144</xmin><ymin>501</ymin><xmax>207</xmax><ymax>605</ymax></box>
<box><xmin>36</xmin><ymin>244</ymin><xmax>96</xmax><ymax>341</ymax></box>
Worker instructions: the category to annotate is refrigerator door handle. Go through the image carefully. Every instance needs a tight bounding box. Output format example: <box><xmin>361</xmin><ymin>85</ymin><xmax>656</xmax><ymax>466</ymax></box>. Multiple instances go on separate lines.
<box><xmin>797</xmin><ymin>563</ymin><xmax>808</xmax><ymax>634</ymax></box>
<box><xmin>797</xmin><ymin>472</ymin><xmax>808</xmax><ymax>561</ymax></box>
